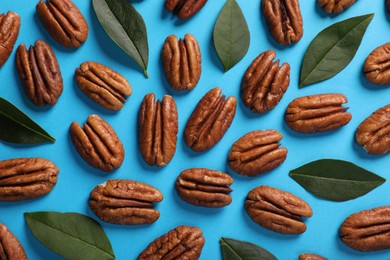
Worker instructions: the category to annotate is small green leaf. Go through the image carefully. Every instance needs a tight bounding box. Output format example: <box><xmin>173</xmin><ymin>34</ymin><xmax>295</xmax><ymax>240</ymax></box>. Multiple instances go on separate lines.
<box><xmin>299</xmin><ymin>14</ymin><xmax>374</xmax><ymax>87</ymax></box>
<box><xmin>25</xmin><ymin>212</ymin><xmax>115</xmax><ymax>260</ymax></box>
<box><xmin>93</xmin><ymin>0</ymin><xmax>149</xmax><ymax>77</ymax></box>
<box><xmin>220</xmin><ymin>237</ymin><xmax>277</xmax><ymax>260</ymax></box>
<box><xmin>289</xmin><ymin>159</ymin><xmax>385</xmax><ymax>202</ymax></box>
<box><xmin>0</xmin><ymin>97</ymin><xmax>55</xmax><ymax>144</ymax></box>
<box><xmin>213</xmin><ymin>0</ymin><xmax>250</xmax><ymax>72</ymax></box>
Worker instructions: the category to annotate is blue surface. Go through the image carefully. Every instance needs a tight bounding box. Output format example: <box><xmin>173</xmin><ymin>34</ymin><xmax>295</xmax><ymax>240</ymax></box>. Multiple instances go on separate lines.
<box><xmin>1</xmin><ymin>0</ymin><xmax>390</xmax><ymax>259</ymax></box>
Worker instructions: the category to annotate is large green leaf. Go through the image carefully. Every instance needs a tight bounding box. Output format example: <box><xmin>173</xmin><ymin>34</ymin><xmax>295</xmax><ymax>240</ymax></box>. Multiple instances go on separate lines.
<box><xmin>299</xmin><ymin>14</ymin><xmax>374</xmax><ymax>87</ymax></box>
<box><xmin>289</xmin><ymin>159</ymin><xmax>385</xmax><ymax>202</ymax></box>
<box><xmin>0</xmin><ymin>97</ymin><xmax>55</xmax><ymax>144</ymax></box>
<box><xmin>25</xmin><ymin>212</ymin><xmax>115</xmax><ymax>260</ymax></box>
<box><xmin>213</xmin><ymin>0</ymin><xmax>250</xmax><ymax>72</ymax></box>
<box><xmin>93</xmin><ymin>0</ymin><xmax>149</xmax><ymax>77</ymax></box>
<box><xmin>220</xmin><ymin>238</ymin><xmax>277</xmax><ymax>260</ymax></box>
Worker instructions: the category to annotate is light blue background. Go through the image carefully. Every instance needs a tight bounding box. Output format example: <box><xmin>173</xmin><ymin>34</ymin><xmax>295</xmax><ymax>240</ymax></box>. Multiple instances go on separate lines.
<box><xmin>1</xmin><ymin>0</ymin><xmax>390</xmax><ymax>259</ymax></box>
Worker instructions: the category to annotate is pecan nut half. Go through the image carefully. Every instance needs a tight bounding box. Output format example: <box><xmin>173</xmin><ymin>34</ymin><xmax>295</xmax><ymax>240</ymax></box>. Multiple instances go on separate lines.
<box><xmin>241</xmin><ymin>50</ymin><xmax>290</xmax><ymax>113</ymax></box>
<box><xmin>184</xmin><ymin>88</ymin><xmax>236</xmax><ymax>152</ymax></box>
<box><xmin>89</xmin><ymin>180</ymin><xmax>163</xmax><ymax>225</ymax></box>
<box><xmin>0</xmin><ymin>11</ymin><xmax>20</xmax><ymax>67</ymax></box>
<box><xmin>139</xmin><ymin>93</ymin><xmax>178</xmax><ymax>167</ymax></box>
<box><xmin>16</xmin><ymin>40</ymin><xmax>63</xmax><ymax>106</ymax></box>
<box><xmin>228</xmin><ymin>130</ymin><xmax>287</xmax><ymax>177</ymax></box>
<box><xmin>363</xmin><ymin>42</ymin><xmax>390</xmax><ymax>85</ymax></box>
<box><xmin>162</xmin><ymin>34</ymin><xmax>201</xmax><ymax>91</ymax></box>
<box><xmin>36</xmin><ymin>0</ymin><xmax>88</xmax><ymax>48</ymax></box>
<box><xmin>285</xmin><ymin>93</ymin><xmax>352</xmax><ymax>133</ymax></box>
<box><xmin>262</xmin><ymin>0</ymin><xmax>303</xmax><ymax>45</ymax></box>
<box><xmin>0</xmin><ymin>158</ymin><xmax>59</xmax><ymax>202</ymax></box>
<box><xmin>0</xmin><ymin>224</ymin><xmax>27</xmax><ymax>260</ymax></box>
<box><xmin>70</xmin><ymin>114</ymin><xmax>124</xmax><ymax>172</ymax></box>
<box><xmin>245</xmin><ymin>186</ymin><xmax>312</xmax><ymax>234</ymax></box>
<box><xmin>299</xmin><ymin>253</ymin><xmax>327</xmax><ymax>260</ymax></box>
<box><xmin>317</xmin><ymin>0</ymin><xmax>356</xmax><ymax>14</ymax></box>
<box><xmin>175</xmin><ymin>168</ymin><xmax>233</xmax><ymax>208</ymax></box>
<box><xmin>138</xmin><ymin>225</ymin><xmax>205</xmax><ymax>260</ymax></box>
<box><xmin>355</xmin><ymin>104</ymin><xmax>390</xmax><ymax>155</ymax></box>
<box><xmin>75</xmin><ymin>61</ymin><xmax>132</xmax><ymax>111</ymax></box>
<box><xmin>339</xmin><ymin>206</ymin><xmax>390</xmax><ymax>251</ymax></box>
<box><xmin>165</xmin><ymin>0</ymin><xmax>208</xmax><ymax>20</ymax></box>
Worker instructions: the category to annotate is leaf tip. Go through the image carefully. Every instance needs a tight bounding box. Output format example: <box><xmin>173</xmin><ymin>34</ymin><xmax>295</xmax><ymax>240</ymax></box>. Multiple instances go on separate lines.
<box><xmin>144</xmin><ymin>70</ymin><xmax>149</xmax><ymax>78</ymax></box>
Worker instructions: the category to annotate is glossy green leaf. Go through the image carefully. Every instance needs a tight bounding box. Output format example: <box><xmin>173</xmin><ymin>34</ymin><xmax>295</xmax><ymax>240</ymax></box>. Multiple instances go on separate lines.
<box><xmin>220</xmin><ymin>238</ymin><xmax>277</xmax><ymax>260</ymax></box>
<box><xmin>0</xmin><ymin>97</ymin><xmax>55</xmax><ymax>144</ymax></box>
<box><xmin>289</xmin><ymin>159</ymin><xmax>385</xmax><ymax>202</ymax></box>
<box><xmin>25</xmin><ymin>212</ymin><xmax>115</xmax><ymax>260</ymax></box>
<box><xmin>213</xmin><ymin>0</ymin><xmax>250</xmax><ymax>72</ymax></box>
<box><xmin>299</xmin><ymin>14</ymin><xmax>374</xmax><ymax>87</ymax></box>
<box><xmin>93</xmin><ymin>0</ymin><xmax>149</xmax><ymax>77</ymax></box>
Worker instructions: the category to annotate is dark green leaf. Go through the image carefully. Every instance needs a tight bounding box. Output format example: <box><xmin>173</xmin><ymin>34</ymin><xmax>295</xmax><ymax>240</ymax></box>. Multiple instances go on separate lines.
<box><xmin>25</xmin><ymin>212</ymin><xmax>115</xmax><ymax>260</ymax></box>
<box><xmin>213</xmin><ymin>0</ymin><xmax>250</xmax><ymax>72</ymax></box>
<box><xmin>0</xmin><ymin>97</ymin><xmax>55</xmax><ymax>144</ymax></box>
<box><xmin>93</xmin><ymin>0</ymin><xmax>149</xmax><ymax>77</ymax></box>
<box><xmin>220</xmin><ymin>237</ymin><xmax>277</xmax><ymax>260</ymax></box>
<box><xmin>289</xmin><ymin>159</ymin><xmax>385</xmax><ymax>202</ymax></box>
<box><xmin>299</xmin><ymin>14</ymin><xmax>374</xmax><ymax>87</ymax></box>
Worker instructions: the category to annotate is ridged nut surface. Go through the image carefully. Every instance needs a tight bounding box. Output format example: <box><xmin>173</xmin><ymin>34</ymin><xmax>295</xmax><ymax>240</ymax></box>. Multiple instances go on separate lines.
<box><xmin>165</xmin><ymin>0</ymin><xmax>208</xmax><ymax>20</ymax></box>
<box><xmin>299</xmin><ymin>253</ymin><xmax>327</xmax><ymax>260</ymax></box>
<box><xmin>89</xmin><ymin>180</ymin><xmax>163</xmax><ymax>225</ymax></box>
<box><xmin>0</xmin><ymin>224</ymin><xmax>27</xmax><ymax>260</ymax></box>
<box><xmin>0</xmin><ymin>11</ymin><xmax>20</xmax><ymax>67</ymax></box>
<box><xmin>364</xmin><ymin>42</ymin><xmax>390</xmax><ymax>85</ymax></box>
<box><xmin>317</xmin><ymin>0</ymin><xmax>356</xmax><ymax>14</ymax></box>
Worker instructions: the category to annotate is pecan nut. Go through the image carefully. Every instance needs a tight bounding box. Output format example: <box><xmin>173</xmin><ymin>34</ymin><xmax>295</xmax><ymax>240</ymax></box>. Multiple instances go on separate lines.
<box><xmin>0</xmin><ymin>224</ymin><xmax>27</xmax><ymax>260</ymax></box>
<box><xmin>162</xmin><ymin>34</ymin><xmax>201</xmax><ymax>91</ymax></box>
<box><xmin>138</xmin><ymin>93</ymin><xmax>178</xmax><ymax>167</ymax></box>
<box><xmin>0</xmin><ymin>11</ymin><xmax>20</xmax><ymax>67</ymax></box>
<box><xmin>245</xmin><ymin>186</ymin><xmax>312</xmax><ymax>234</ymax></box>
<box><xmin>184</xmin><ymin>88</ymin><xmax>236</xmax><ymax>152</ymax></box>
<box><xmin>0</xmin><ymin>158</ymin><xmax>59</xmax><ymax>202</ymax></box>
<box><xmin>339</xmin><ymin>206</ymin><xmax>390</xmax><ymax>251</ymax></box>
<box><xmin>175</xmin><ymin>168</ymin><xmax>233</xmax><ymax>208</ymax></box>
<box><xmin>355</xmin><ymin>104</ymin><xmax>390</xmax><ymax>155</ymax></box>
<box><xmin>285</xmin><ymin>93</ymin><xmax>352</xmax><ymax>133</ymax></box>
<box><xmin>36</xmin><ymin>0</ymin><xmax>88</xmax><ymax>48</ymax></box>
<box><xmin>241</xmin><ymin>50</ymin><xmax>290</xmax><ymax>113</ymax></box>
<box><xmin>228</xmin><ymin>130</ymin><xmax>287</xmax><ymax>177</ymax></box>
<box><xmin>70</xmin><ymin>114</ymin><xmax>124</xmax><ymax>172</ymax></box>
<box><xmin>137</xmin><ymin>225</ymin><xmax>205</xmax><ymax>260</ymax></box>
<box><xmin>299</xmin><ymin>253</ymin><xmax>327</xmax><ymax>260</ymax></box>
<box><xmin>262</xmin><ymin>0</ymin><xmax>303</xmax><ymax>45</ymax></box>
<box><xmin>165</xmin><ymin>0</ymin><xmax>208</xmax><ymax>20</ymax></box>
<box><xmin>89</xmin><ymin>180</ymin><xmax>163</xmax><ymax>225</ymax></box>
<box><xmin>75</xmin><ymin>61</ymin><xmax>132</xmax><ymax>111</ymax></box>
<box><xmin>363</xmin><ymin>42</ymin><xmax>390</xmax><ymax>85</ymax></box>
<box><xmin>317</xmin><ymin>0</ymin><xmax>356</xmax><ymax>14</ymax></box>
<box><xmin>15</xmin><ymin>40</ymin><xmax>63</xmax><ymax>106</ymax></box>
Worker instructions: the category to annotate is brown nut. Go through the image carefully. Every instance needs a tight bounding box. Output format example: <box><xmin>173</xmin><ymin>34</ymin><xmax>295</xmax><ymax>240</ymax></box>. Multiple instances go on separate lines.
<box><xmin>137</xmin><ymin>225</ymin><xmax>205</xmax><ymax>260</ymax></box>
<box><xmin>0</xmin><ymin>158</ymin><xmax>59</xmax><ymax>202</ymax></box>
<box><xmin>317</xmin><ymin>0</ymin><xmax>356</xmax><ymax>14</ymax></box>
<box><xmin>70</xmin><ymin>114</ymin><xmax>124</xmax><ymax>172</ymax></box>
<box><xmin>89</xmin><ymin>180</ymin><xmax>163</xmax><ymax>225</ymax></box>
<box><xmin>299</xmin><ymin>253</ymin><xmax>327</xmax><ymax>260</ymax></box>
<box><xmin>0</xmin><ymin>224</ymin><xmax>27</xmax><ymax>260</ymax></box>
<box><xmin>285</xmin><ymin>93</ymin><xmax>352</xmax><ymax>134</ymax></box>
<box><xmin>75</xmin><ymin>61</ymin><xmax>132</xmax><ymax>111</ymax></box>
<box><xmin>228</xmin><ymin>130</ymin><xmax>287</xmax><ymax>177</ymax></box>
<box><xmin>262</xmin><ymin>0</ymin><xmax>303</xmax><ymax>45</ymax></box>
<box><xmin>138</xmin><ymin>93</ymin><xmax>178</xmax><ymax>167</ymax></box>
<box><xmin>184</xmin><ymin>88</ymin><xmax>236</xmax><ymax>152</ymax></box>
<box><xmin>241</xmin><ymin>50</ymin><xmax>290</xmax><ymax>113</ymax></box>
<box><xmin>355</xmin><ymin>104</ymin><xmax>390</xmax><ymax>155</ymax></box>
<box><xmin>245</xmin><ymin>186</ymin><xmax>312</xmax><ymax>234</ymax></box>
<box><xmin>339</xmin><ymin>206</ymin><xmax>390</xmax><ymax>251</ymax></box>
<box><xmin>364</xmin><ymin>42</ymin><xmax>390</xmax><ymax>85</ymax></box>
<box><xmin>165</xmin><ymin>0</ymin><xmax>208</xmax><ymax>20</ymax></box>
<box><xmin>36</xmin><ymin>0</ymin><xmax>88</xmax><ymax>48</ymax></box>
<box><xmin>162</xmin><ymin>34</ymin><xmax>201</xmax><ymax>91</ymax></box>
<box><xmin>387</xmin><ymin>0</ymin><xmax>390</xmax><ymax>14</ymax></box>
<box><xmin>0</xmin><ymin>11</ymin><xmax>20</xmax><ymax>67</ymax></box>
<box><xmin>15</xmin><ymin>40</ymin><xmax>63</xmax><ymax>106</ymax></box>
<box><xmin>175</xmin><ymin>168</ymin><xmax>233</xmax><ymax>208</ymax></box>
